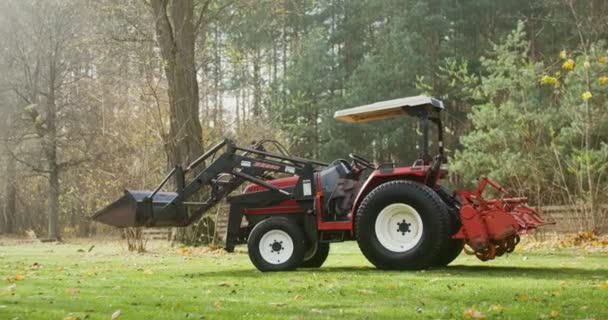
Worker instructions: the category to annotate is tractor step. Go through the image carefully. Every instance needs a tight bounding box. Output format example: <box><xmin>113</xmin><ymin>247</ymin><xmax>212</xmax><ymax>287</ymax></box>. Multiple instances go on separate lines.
<box><xmin>320</xmin><ymin>231</ymin><xmax>346</xmax><ymax>242</ymax></box>
<box><xmin>92</xmin><ymin>191</ymin><xmax>188</xmax><ymax>228</ymax></box>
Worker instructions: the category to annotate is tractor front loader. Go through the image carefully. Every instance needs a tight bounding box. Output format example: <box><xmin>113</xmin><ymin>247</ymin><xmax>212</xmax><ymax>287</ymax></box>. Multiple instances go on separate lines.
<box><xmin>93</xmin><ymin>95</ymin><xmax>545</xmax><ymax>272</ymax></box>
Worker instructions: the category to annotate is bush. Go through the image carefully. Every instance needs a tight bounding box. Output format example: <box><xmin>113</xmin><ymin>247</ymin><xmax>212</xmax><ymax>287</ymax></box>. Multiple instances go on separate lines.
<box><xmin>452</xmin><ymin>22</ymin><xmax>608</xmax><ymax>232</ymax></box>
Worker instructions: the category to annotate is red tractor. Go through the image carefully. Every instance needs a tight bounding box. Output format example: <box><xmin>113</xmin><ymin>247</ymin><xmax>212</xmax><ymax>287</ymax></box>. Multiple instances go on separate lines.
<box><xmin>93</xmin><ymin>95</ymin><xmax>544</xmax><ymax>272</ymax></box>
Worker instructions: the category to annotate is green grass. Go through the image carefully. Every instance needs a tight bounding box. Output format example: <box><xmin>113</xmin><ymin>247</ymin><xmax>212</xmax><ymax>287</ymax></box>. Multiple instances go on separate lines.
<box><xmin>1</xmin><ymin>241</ymin><xmax>607</xmax><ymax>320</ymax></box>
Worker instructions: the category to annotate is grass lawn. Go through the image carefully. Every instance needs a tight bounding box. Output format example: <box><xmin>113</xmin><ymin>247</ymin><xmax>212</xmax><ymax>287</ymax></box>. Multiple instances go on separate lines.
<box><xmin>1</xmin><ymin>240</ymin><xmax>607</xmax><ymax>320</ymax></box>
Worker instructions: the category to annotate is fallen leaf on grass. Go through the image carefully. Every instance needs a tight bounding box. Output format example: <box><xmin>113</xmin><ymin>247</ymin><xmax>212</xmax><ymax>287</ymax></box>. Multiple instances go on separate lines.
<box><xmin>111</xmin><ymin>309</ymin><xmax>121</xmax><ymax>320</ymax></box>
<box><xmin>357</xmin><ymin>289</ymin><xmax>376</xmax><ymax>295</ymax></box>
<box><xmin>387</xmin><ymin>283</ymin><xmax>397</xmax><ymax>290</ymax></box>
<box><xmin>178</xmin><ymin>248</ymin><xmax>193</xmax><ymax>255</ymax></box>
<box><xmin>5</xmin><ymin>284</ymin><xmax>16</xmax><ymax>294</ymax></box>
<box><xmin>550</xmin><ymin>310</ymin><xmax>560</xmax><ymax>318</ymax></box>
<box><xmin>463</xmin><ymin>306</ymin><xmax>486</xmax><ymax>319</ymax></box>
<box><xmin>269</xmin><ymin>302</ymin><xmax>286</xmax><ymax>307</ymax></box>
<box><xmin>214</xmin><ymin>302</ymin><xmax>222</xmax><ymax>310</ymax></box>
<box><xmin>599</xmin><ymin>281</ymin><xmax>608</xmax><ymax>289</ymax></box>
<box><xmin>142</xmin><ymin>269</ymin><xmax>154</xmax><ymax>275</ymax></box>
<box><xmin>489</xmin><ymin>304</ymin><xmax>504</xmax><ymax>313</ymax></box>
<box><xmin>13</xmin><ymin>275</ymin><xmax>25</xmax><ymax>281</ymax></box>
<box><xmin>294</xmin><ymin>294</ymin><xmax>304</xmax><ymax>301</ymax></box>
<box><xmin>519</xmin><ymin>293</ymin><xmax>529</xmax><ymax>301</ymax></box>
<box><xmin>66</xmin><ymin>288</ymin><xmax>80</xmax><ymax>295</ymax></box>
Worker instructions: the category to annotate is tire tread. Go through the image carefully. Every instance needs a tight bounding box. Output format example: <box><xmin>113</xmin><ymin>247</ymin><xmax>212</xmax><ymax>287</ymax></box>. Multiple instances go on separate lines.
<box><xmin>355</xmin><ymin>180</ymin><xmax>449</xmax><ymax>270</ymax></box>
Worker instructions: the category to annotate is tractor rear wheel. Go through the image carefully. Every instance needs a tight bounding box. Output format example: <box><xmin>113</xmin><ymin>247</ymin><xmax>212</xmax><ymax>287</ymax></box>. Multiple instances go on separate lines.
<box><xmin>433</xmin><ymin>237</ymin><xmax>464</xmax><ymax>267</ymax></box>
<box><xmin>432</xmin><ymin>185</ymin><xmax>464</xmax><ymax>267</ymax></box>
<box><xmin>247</xmin><ymin>217</ymin><xmax>305</xmax><ymax>272</ymax></box>
<box><xmin>355</xmin><ymin>180</ymin><xmax>449</xmax><ymax>270</ymax></box>
<box><xmin>301</xmin><ymin>242</ymin><xmax>330</xmax><ymax>268</ymax></box>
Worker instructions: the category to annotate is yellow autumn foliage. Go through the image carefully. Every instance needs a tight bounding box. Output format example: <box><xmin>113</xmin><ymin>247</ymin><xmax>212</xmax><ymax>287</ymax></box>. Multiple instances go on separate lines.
<box><xmin>562</xmin><ymin>59</ymin><xmax>575</xmax><ymax>70</ymax></box>
<box><xmin>540</xmin><ymin>75</ymin><xmax>560</xmax><ymax>87</ymax></box>
<box><xmin>581</xmin><ymin>91</ymin><xmax>593</xmax><ymax>101</ymax></box>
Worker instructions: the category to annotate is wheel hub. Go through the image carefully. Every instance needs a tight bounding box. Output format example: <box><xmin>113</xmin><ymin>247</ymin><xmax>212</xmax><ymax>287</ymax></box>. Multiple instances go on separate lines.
<box><xmin>270</xmin><ymin>240</ymin><xmax>284</xmax><ymax>253</ymax></box>
<box><xmin>397</xmin><ymin>219</ymin><xmax>411</xmax><ymax>235</ymax></box>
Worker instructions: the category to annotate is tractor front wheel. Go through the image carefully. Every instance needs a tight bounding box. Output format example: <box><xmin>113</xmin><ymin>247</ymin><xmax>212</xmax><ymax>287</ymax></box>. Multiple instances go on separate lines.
<box><xmin>355</xmin><ymin>180</ymin><xmax>449</xmax><ymax>270</ymax></box>
<box><xmin>247</xmin><ymin>217</ymin><xmax>305</xmax><ymax>272</ymax></box>
<box><xmin>301</xmin><ymin>242</ymin><xmax>330</xmax><ymax>268</ymax></box>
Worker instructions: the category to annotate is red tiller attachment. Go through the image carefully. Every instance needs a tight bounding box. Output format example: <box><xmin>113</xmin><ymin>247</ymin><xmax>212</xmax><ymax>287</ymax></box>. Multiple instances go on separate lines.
<box><xmin>453</xmin><ymin>178</ymin><xmax>545</xmax><ymax>261</ymax></box>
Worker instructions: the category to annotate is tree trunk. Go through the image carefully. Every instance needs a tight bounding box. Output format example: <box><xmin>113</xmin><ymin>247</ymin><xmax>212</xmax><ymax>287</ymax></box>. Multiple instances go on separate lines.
<box><xmin>1</xmin><ymin>151</ymin><xmax>16</xmax><ymax>234</ymax></box>
<box><xmin>242</xmin><ymin>55</ymin><xmax>249</xmax><ymax>121</ymax></box>
<box><xmin>150</xmin><ymin>0</ymin><xmax>205</xmax><ymax>245</ymax></box>
<box><xmin>235</xmin><ymin>87</ymin><xmax>240</xmax><ymax>129</ymax></box>
<box><xmin>214</xmin><ymin>23</ymin><xmax>223</xmax><ymax>126</ymax></box>
<box><xmin>429</xmin><ymin>0</ymin><xmax>441</xmax><ymax>95</ymax></box>
<box><xmin>282</xmin><ymin>19</ymin><xmax>288</xmax><ymax>104</ymax></box>
<box><xmin>252</xmin><ymin>48</ymin><xmax>262</xmax><ymax>117</ymax></box>
<box><xmin>151</xmin><ymin>0</ymin><xmax>203</xmax><ymax>168</ymax></box>
<box><xmin>45</xmin><ymin>52</ymin><xmax>60</xmax><ymax>241</ymax></box>
<box><xmin>48</xmin><ymin>161</ymin><xmax>60</xmax><ymax>240</ymax></box>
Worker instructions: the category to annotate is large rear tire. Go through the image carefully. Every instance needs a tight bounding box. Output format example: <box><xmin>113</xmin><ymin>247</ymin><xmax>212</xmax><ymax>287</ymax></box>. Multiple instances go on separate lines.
<box><xmin>301</xmin><ymin>242</ymin><xmax>330</xmax><ymax>268</ymax></box>
<box><xmin>432</xmin><ymin>185</ymin><xmax>464</xmax><ymax>267</ymax></box>
<box><xmin>433</xmin><ymin>238</ymin><xmax>464</xmax><ymax>267</ymax></box>
<box><xmin>247</xmin><ymin>217</ymin><xmax>305</xmax><ymax>272</ymax></box>
<box><xmin>355</xmin><ymin>180</ymin><xmax>449</xmax><ymax>270</ymax></box>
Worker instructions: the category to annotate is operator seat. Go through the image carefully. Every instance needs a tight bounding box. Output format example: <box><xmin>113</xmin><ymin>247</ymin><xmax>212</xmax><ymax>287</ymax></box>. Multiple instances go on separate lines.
<box><xmin>319</xmin><ymin>160</ymin><xmax>361</xmax><ymax>221</ymax></box>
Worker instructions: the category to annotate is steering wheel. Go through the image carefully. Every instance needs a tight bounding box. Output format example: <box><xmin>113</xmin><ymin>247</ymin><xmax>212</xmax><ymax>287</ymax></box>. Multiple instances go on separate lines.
<box><xmin>349</xmin><ymin>153</ymin><xmax>375</xmax><ymax>170</ymax></box>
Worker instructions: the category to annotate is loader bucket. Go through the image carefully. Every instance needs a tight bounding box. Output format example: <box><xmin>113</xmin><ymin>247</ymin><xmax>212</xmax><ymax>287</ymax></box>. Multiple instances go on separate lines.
<box><xmin>92</xmin><ymin>190</ymin><xmax>188</xmax><ymax>228</ymax></box>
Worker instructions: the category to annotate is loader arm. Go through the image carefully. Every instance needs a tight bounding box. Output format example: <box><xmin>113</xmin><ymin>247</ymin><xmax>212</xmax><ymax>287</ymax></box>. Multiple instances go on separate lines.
<box><xmin>92</xmin><ymin>139</ymin><xmax>326</xmax><ymax>229</ymax></box>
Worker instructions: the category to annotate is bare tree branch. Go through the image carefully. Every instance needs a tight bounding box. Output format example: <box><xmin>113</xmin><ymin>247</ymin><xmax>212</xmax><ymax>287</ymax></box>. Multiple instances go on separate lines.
<box><xmin>194</xmin><ymin>0</ymin><xmax>213</xmax><ymax>31</ymax></box>
<box><xmin>195</xmin><ymin>0</ymin><xmax>235</xmax><ymax>32</ymax></box>
<box><xmin>4</xmin><ymin>141</ymin><xmax>50</xmax><ymax>174</ymax></box>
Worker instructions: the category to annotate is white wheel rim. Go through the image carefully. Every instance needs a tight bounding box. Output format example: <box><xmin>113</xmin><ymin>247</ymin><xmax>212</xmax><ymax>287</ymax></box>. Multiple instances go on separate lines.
<box><xmin>259</xmin><ymin>229</ymin><xmax>294</xmax><ymax>265</ymax></box>
<box><xmin>374</xmin><ymin>203</ymin><xmax>423</xmax><ymax>252</ymax></box>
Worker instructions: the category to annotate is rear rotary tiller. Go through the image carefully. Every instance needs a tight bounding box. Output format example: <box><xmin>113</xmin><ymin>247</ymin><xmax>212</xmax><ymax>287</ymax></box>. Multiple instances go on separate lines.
<box><xmin>454</xmin><ymin>178</ymin><xmax>544</xmax><ymax>261</ymax></box>
<box><xmin>93</xmin><ymin>95</ymin><xmax>545</xmax><ymax>272</ymax></box>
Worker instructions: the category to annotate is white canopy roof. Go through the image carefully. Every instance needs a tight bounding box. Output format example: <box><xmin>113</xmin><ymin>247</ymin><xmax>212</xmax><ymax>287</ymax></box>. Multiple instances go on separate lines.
<box><xmin>334</xmin><ymin>95</ymin><xmax>444</xmax><ymax>123</ymax></box>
